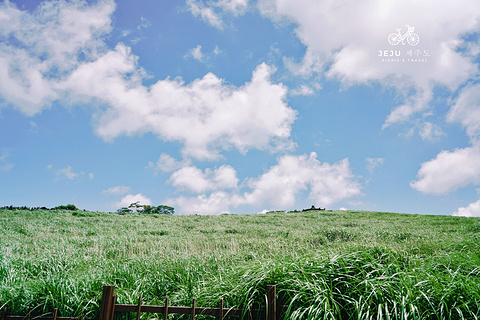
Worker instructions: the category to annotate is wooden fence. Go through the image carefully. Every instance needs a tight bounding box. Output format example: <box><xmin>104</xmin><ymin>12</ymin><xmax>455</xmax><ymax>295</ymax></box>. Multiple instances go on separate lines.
<box><xmin>2</xmin><ymin>285</ymin><xmax>285</xmax><ymax>320</ymax></box>
<box><xmin>1</xmin><ymin>307</ymin><xmax>88</xmax><ymax>320</ymax></box>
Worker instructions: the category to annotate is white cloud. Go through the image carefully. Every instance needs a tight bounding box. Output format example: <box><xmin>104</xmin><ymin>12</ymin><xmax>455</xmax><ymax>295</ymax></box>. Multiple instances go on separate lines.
<box><xmin>166</xmin><ymin>191</ymin><xmax>231</xmax><ymax>215</ymax></box>
<box><xmin>413</xmin><ymin>83</ymin><xmax>480</xmax><ymax>204</ymax></box>
<box><xmin>187</xmin><ymin>0</ymin><xmax>223</xmax><ymax>29</ymax></box>
<box><xmin>189</xmin><ymin>45</ymin><xmax>204</xmax><ymax>61</ymax></box>
<box><xmin>103</xmin><ymin>185</ymin><xmax>132</xmax><ymax>195</ymax></box>
<box><xmin>366</xmin><ymin>157</ymin><xmax>384</xmax><ymax>172</ymax></box>
<box><xmin>62</xmin><ymin>57</ymin><xmax>296</xmax><ymax>160</ymax></box>
<box><xmin>0</xmin><ymin>1</ymin><xmax>296</xmax><ymax>161</ymax></box>
<box><xmin>453</xmin><ymin>199</ymin><xmax>480</xmax><ymax>217</ymax></box>
<box><xmin>217</xmin><ymin>0</ymin><xmax>248</xmax><ymax>15</ymax></box>
<box><xmin>289</xmin><ymin>84</ymin><xmax>315</xmax><ymax>96</ymax></box>
<box><xmin>56</xmin><ymin>165</ymin><xmax>79</xmax><ymax>180</ymax></box>
<box><xmin>147</xmin><ymin>154</ymin><xmax>190</xmax><ymax>173</ymax></box>
<box><xmin>213</xmin><ymin>165</ymin><xmax>239</xmax><ymax>189</ymax></box>
<box><xmin>283</xmin><ymin>48</ymin><xmax>325</xmax><ymax>77</ymax></box>
<box><xmin>0</xmin><ymin>0</ymin><xmax>115</xmax><ymax>115</ymax></box>
<box><xmin>448</xmin><ymin>83</ymin><xmax>480</xmax><ymax>144</ymax></box>
<box><xmin>169</xmin><ymin>165</ymin><xmax>238</xmax><ymax>193</ymax></box>
<box><xmin>410</xmin><ymin>147</ymin><xmax>480</xmax><ymax>194</ymax></box>
<box><xmin>186</xmin><ymin>0</ymin><xmax>249</xmax><ymax>29</ymax></box>
<box><xmin>185</xmin><ymin>45</ymin><xmax>221</xmax><ymax>63</ymax></box>
<box><xmin>116</xmin><ymin>193</ymin><xmax>152</xmax><ymax>209</ymax></box>
<box><xmin>259</xmin><ymin>0</ymin><xmax>480</xmax><ymax>127</ymax></box>
<box><xmin>239</xmin><ymin>153</ymin><xmax>362</xmax><ymax>208</ymax></box>
<box><xmin>167</xmin><ymin>152</ymin><xmax>362</xmax><ymax>214</ymax></box>
<box><xmin>419</xmin><ymin>122</ymin><xmax>445</xmax><ymax>141</ymax></box>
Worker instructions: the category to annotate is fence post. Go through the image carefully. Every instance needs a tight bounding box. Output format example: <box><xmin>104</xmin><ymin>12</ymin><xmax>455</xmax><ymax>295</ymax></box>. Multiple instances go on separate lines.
<box><xmin>135</xmin><ymin>296</ymin><xmax>142</xmax><ymax>320</ymax></box>
<box><xmin>99</xmin><ymin>286</ymin><xmax>115</xmax><ymax>320</ymax></box>
<box><xmin>163</xmin><ymin>296</ymin><xmax>169</xmax><ymax>320</ymax></box>
<box><xmin>266</xmin><ymin>285</ymin><xmax>276</xmax><ymax>320</ymax></box>
<box><xmin>218</xmin><ymin>298</ymin><xmax>224</xmax><ymax>320</ymax></box>
<box><xmin>191</xmin><ymin>298</ymin><xmax>196</xmax><ymax>320</ymax></box>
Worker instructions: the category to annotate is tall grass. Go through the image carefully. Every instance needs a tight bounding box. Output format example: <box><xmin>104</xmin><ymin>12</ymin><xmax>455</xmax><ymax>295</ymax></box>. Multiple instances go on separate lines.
<box><xmin>1</xmin><ymin>209</ymin><xmax>479</xmax><ymax>319</ymax></box>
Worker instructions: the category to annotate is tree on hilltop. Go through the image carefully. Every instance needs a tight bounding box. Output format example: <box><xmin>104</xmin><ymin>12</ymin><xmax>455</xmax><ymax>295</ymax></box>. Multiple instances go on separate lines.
<box><xmin>116</xmin><ymin>202</ymin><xmax>174</xmax><ymax>215</ymax></box>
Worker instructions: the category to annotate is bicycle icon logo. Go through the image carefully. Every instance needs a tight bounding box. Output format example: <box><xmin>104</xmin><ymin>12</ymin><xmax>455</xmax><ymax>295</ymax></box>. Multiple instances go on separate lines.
<box><xmin>388</xmin><ymin>25</ymin><xmax>419</xmax><ymax>46</ymax></box>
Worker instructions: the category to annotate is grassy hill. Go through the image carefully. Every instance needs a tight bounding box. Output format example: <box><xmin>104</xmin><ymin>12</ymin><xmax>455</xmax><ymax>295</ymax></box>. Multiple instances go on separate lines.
<box><xmin>1</xmin><ymin>209</ymin><xmax>479</xmax><ymax>319</ymax></box>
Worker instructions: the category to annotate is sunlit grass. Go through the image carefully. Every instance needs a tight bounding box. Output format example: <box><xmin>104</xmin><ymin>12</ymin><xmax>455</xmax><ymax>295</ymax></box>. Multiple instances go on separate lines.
<box><xmin>1</xmin><ymin>209</ymin><xmax>479</xmax><ymax>319</ymax></box>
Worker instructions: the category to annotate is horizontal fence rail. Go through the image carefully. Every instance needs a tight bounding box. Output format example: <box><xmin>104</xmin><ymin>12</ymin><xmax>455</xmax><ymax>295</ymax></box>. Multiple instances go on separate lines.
<box><xmin>100</xmin><ymin>285</ymin><xmax>281</xmax><ymax>320</ymax></box>
<box><xmin>1</xmin><ymin>307</ymin><xmax>95</xmax><ymax>320</ymax></box>
<box><xmin>2</xmin><ymin>285</ymin><xmax>284</xmax><ymax>320</ymax></box>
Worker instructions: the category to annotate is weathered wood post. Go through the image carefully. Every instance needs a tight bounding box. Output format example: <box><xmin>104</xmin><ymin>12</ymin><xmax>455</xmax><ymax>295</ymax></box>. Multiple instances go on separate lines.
<box><xmin>266</xmin><ymin>285</ymin><xmax>276</xmax><ymax>320</ymax></box>
<box><xmin>135</xmin><ymin>296</ymin><xmax>142</xmax><ymax>320</ymax></box>
<box><xmin>219</xmin><ymin>298</ymin><xmax>224</xmax><ymax>320</ymax></box>
<box><xmin>53</xmin><ymin>308</ymin><xmax>58</xmax><ymax>320</ymax></box>
<box><xmin>99</xmin><ymin>286</ymin><xmax>116</xmax><ymax>320</ymax></box>
<box><xmin>163</xmin><ymin>296</ymin><xmax>169</xmax><ymax>320</ymax></box>
<box><xmin>191</xmin><ymin>298</ymin><xmax>196</xmax><ymax>320</ymax></box>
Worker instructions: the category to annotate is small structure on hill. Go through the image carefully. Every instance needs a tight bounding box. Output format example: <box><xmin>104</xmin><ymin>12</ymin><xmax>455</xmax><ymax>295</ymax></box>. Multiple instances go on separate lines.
<box><xmin>302</xmin><ymin>205</ymin><xmax>326</xmax><ymax>211</ymax></box>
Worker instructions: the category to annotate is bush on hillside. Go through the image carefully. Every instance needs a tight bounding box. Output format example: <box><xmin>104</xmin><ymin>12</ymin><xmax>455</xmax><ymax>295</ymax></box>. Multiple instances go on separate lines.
<box><xmin>116</xmin><ymin>202</ymin><xmax>174</xmax><ymax>215</ymax></box>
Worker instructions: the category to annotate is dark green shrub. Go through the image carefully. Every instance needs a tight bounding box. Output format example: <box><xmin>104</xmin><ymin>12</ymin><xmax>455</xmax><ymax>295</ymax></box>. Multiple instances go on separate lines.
<box><xmin>54</xmin><ymin>204</ymin><xmax>78</xmax><ymax>211</ymax></box>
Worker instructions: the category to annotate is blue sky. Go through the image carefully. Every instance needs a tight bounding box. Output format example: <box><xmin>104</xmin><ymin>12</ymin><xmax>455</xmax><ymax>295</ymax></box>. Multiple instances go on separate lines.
<box><xmin>1</xmin><ymin>0</ymin><xmax>480</xmax><ymax>216</ymax></box>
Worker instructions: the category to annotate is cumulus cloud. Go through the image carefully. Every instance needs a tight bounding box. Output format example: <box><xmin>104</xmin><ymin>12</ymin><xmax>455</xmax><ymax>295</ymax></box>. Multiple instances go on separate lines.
<box><xmin>0</xmin><ymin>0</ymin><xmax>115</xmax><ymax>115</ymax></box>
<box><xmin>259</xmin><ymin>0</ymin><xmax>480</xmax><ymax>218</ymax></box>
<box><xmin>166</xmin><ymin>191</ymin><xmax>232</xmax><ymax>215</ymax></box>
<box><xmin>410</xmin><ymin>147</ymin><xmax>480</xmax><ymax>194</ymax></box>
<box><xmin>116</xmin><ymin>193</ymin><xmax>152</xmax><ymax>209</ymax></box>
<box><xmin>1</xmin><ymin>1</ymin><xmax>296</xmax><ymax>161</ymax></box>
<box><xmin>453</xmin><ymin>199</ymin><xmax>480</xmax><ymax>217</ymax></box>
<box><xmin>81</xmin><ymin>61</ymin><xmax>295</xmax><ymax>160</ymax></box>
<box><xmin>169</xmin><ymin>165</ymin><xmax>238</xmax><ymax>193</ymax></box>
<box><xmin>167</xmin><ymin>152</ymin><xmax>362</xmax><ymax>214</ymax></box>
<box><xmin>412</xmin><ymin>82</ymin><xmax>480</xmax><ymax>216</ymax></box>
<box><xmin>412</xmin><ymin>80</ymin><xmax>480</xmax><ymax>202</ymax></box>
<box><xmin>259</xmin><ymin>0</ymin><xmax>480</xmax><ymax>127</ymax></box>
<box><xmin>240</xmin><ymin>152</ymin><xmax>361</xmax><ymax>208</ymax></box>
<box><xmin>447</xmin><ymin>83</ymin><xmax>480</xmax><ymax>144</ymax></box>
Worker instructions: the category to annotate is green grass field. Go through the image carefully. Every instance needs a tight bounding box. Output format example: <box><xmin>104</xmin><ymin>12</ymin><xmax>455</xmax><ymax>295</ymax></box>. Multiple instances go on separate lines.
<box><xmin>1</xmin><ymin>209</ymin><xmax>480</xmax><ymax>319</ymax></box>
